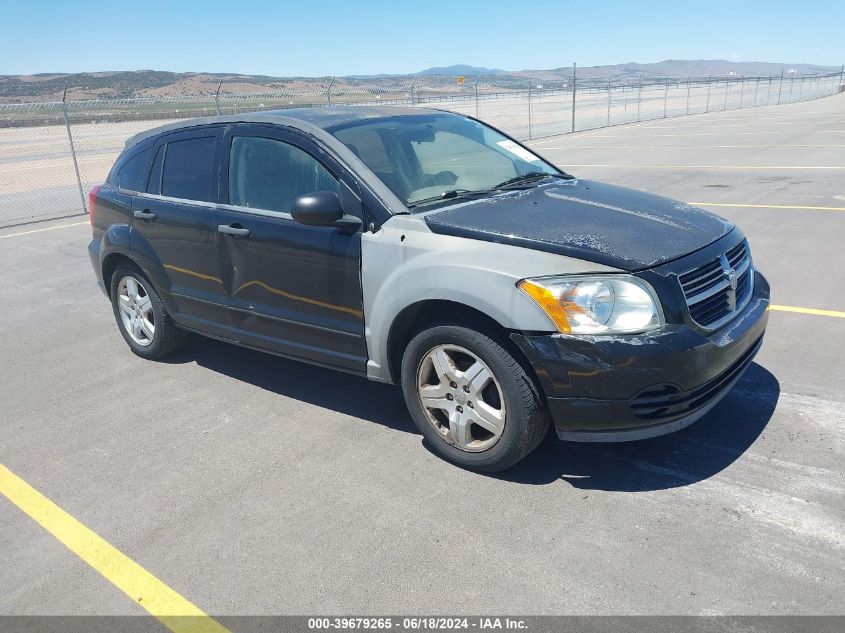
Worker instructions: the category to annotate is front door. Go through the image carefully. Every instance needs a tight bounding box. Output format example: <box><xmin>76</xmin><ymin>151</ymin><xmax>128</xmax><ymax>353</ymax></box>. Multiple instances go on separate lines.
<box><xmin>213</xmin><ymin>124</ymin><xmax>367</xmax><ymax>372</ymax></box>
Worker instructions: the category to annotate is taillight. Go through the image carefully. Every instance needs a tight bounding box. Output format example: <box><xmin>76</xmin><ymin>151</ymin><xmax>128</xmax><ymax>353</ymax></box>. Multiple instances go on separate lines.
<box><xmin>88</xmin><ymin>184</ymin><xmax>101</xmax><ymax>227</ymax></box>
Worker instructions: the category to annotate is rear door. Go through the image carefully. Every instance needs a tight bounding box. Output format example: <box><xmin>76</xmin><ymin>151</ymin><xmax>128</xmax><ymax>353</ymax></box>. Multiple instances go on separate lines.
<box><xmin>130</xmin><ymin>126</ymin><xmax>234</xmax><ymax>338</ymax></box>
<box><xmin>213</xmin><ymin>123</ymin><xmax>367</xmax><ymax>372</ymax></box>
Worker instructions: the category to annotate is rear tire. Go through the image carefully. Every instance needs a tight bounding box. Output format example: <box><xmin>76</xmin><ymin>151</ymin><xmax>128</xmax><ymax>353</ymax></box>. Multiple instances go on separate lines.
<box><xmin>401</xmin><ymin>324</ymin><xmax>549</xmax><ymax>472</ymax></box>
<box><xmin>110</xmin><ymin>264</ymin><xmax>181</xmax><ymax>360</ymax></box>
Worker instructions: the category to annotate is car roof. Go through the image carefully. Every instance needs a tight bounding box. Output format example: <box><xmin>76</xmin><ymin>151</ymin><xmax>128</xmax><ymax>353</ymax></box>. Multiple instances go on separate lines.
<box><xmin>124</xmin><ymin>105</ymin><xmax>448</xmax><ymax>148</ymax></box>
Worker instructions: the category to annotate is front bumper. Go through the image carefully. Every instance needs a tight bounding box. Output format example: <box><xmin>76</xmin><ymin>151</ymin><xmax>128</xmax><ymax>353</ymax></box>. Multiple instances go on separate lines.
<box><xmin>511</xmin><ymin>270</ymin><xmax>770</xmax><ymax>442</ymax></box>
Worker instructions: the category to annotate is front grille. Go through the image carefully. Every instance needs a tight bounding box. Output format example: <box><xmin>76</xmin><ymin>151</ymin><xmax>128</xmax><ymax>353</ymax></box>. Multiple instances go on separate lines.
<box><xmin>630</xmin><ymin>335</ymin><xmax>763</xmax><ymax>421</ymax></box>
<box><xmin>678</xmin><ymin>239</ymin><xmax>753</xmax><ymax>329</ymax></box>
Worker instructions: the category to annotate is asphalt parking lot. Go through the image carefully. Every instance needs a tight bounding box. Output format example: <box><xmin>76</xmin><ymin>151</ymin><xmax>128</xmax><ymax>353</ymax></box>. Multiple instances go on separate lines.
<box><xmin>1</xmin><ymin>95</ymin><xmax>843</xmax><ymax>621</ymax></box>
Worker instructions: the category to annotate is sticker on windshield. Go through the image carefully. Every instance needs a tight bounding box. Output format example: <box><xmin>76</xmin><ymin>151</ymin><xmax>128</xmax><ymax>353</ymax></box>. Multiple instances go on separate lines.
<box><xmin>496</xmin><ymin>140</ymin><xmax>542</xmax><ymax>163</ymax></box>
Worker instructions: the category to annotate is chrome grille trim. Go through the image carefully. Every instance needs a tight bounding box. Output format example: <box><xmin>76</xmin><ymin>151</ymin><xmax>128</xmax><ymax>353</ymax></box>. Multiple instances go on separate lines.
<box><xmin>678</xmin><ymin>240</ymin><xmax>754</xmax><ymax>330</ymax></box>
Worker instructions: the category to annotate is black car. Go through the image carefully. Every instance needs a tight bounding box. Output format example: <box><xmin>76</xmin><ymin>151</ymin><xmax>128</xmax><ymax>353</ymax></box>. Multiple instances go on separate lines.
<box><xmin>88</xmin><ymin>106</ymin><xmax>769</xmax><ymax>471</ymax></box>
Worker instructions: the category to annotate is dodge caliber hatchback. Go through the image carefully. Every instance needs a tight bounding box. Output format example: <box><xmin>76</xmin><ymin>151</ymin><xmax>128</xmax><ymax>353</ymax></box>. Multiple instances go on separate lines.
<box><xmin>88</xmin><ymin>106</ymin><xmax>769</xmax><ymax>471</ymax></box>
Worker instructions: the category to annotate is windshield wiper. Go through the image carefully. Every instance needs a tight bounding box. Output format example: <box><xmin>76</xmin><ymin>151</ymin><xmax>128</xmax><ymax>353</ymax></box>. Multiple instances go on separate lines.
<box><xmin>407</xmin><ymin>189</ymin><xmax>491</xmax><ymax>208</ymax></box>
<box><xmin>492</xmin><ymin>172</ymin><xmax>569</xmax><ymax>190</ymax></box>
<box><xmin>407</xmin><ymin>172</ymin><xmax>572</xmax><ymax>209</ymax></box>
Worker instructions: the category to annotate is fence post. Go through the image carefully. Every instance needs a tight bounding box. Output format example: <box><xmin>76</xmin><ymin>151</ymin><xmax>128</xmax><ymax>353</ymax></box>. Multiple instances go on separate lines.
<box><xmin>705</xmin><ymin>75</ymin><xmax>712</xmax><ymax>112</ymax></box>
<box><xmin>410</xmin><ymin>72</ymin><xmax>420</xmax><ymax>106</ymax></box>
<box><xmin>685</xmin><ymin>74</ymin><xmax>691</xmax><ymax>114</ymax></box>
<box><xmin>777</xmin><ymin>68</ymin><xmax>784</xmax><ymax>104</ymax></box>
<box><xmin>571</xmin><ymin>62</ymin><xmax>576</xmax><ymax>133</ymax></box>
<box><xmin>723</xmin><ymin>76</ymin><xmax>729</xmax><ymax>110</ymax></box>
<box><xmin>326</xmin><ymin>76</ymin><xmax>335</xmax><ymax>106</ymax></box>
<box><xmin>606</xmin><ymin>75</ymin><xmax>612</xmax><ymax>126</ymax></box>
<box><xmin>62</xmin><ymin>83</ymin><xmax>87</xmax><ymax>216</ymax></box>
<box><xmin>528</xmin><ymin>70</ymin><xmax>537</xmax><ymax>139</ymax></box>
<box><xmin>214</xmin><ymin>79</ymin><xmax>223</xmax><ymax>115</ymax></box>
<box><xmin>753</xmin><ymin>74</ymin><xmax>760</xmax><ymax>106</ymax></box>
<box><xmin>662</xmin><ymin>74</ymin><xmax>669</xmax><ymax>118</ymax></box>
<box><xmin>473</xmin><ymin>70</ymin><xmax>486</xmax><ymax>118</ymax></box>
<box><xmin>636</xmin><ymin>74</ymin><xmax>642</xmax><ymax>122</ymax></box>
<box><xmin>840</xmin><ymin>65</ymin><xmax>844</xmax><ymax>93</ymax></box>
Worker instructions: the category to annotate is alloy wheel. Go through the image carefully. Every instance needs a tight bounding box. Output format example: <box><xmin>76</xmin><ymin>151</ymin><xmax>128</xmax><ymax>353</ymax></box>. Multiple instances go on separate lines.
<box><xmin>116</xmin><ymin>275</ymin><xmax>155</xmax><ymax>347</ymax></box>
<box><xmin>416</xmin><ymin>344</ymin><xmax>506</xmax><ymax>452</ymax></box>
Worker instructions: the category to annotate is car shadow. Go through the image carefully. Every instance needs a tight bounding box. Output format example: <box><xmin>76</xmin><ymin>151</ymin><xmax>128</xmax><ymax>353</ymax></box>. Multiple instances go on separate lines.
<box><xmin>166</xmin><ymin>340</ymin><xmax>778</xmax><ymax>491</ymax></box>
<box><xmin>165</xmin><ymin>338</ymin><xmax>416</xmax><ymax>434</ymax></box>
<box><xmin>495</xmin><ymin>362</ymin><xmax>780</xmax><ymax>491</ymax></box>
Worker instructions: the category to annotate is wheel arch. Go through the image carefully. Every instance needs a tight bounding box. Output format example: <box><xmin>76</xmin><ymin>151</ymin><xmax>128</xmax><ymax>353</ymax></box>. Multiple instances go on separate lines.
<box><xmin>101</xmin><ymin>252</ymin><xmax>134</xmax><ymax>298</ymax></box>
<box><xmin>386</xmin><ymin>299</ymin><xmax>535</xmax><ymax>386</ymax></box>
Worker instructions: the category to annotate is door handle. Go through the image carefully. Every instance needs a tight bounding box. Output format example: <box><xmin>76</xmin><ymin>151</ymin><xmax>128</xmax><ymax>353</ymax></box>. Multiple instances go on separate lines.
<box><xmin>133</xmin><ymin>209</ymin><xmax>157</xmax><ymax>220</ymax></box>
<box><xmin>218</xmin><ymin>224</ymin><xmax>250</xmax><ymax>238</ymax></box>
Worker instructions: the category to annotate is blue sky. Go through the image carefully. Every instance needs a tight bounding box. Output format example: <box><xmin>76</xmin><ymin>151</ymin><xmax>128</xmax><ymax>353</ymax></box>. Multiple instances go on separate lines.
<box><xmin>1</xmin><ymin>0</ymin><xmax>842</xmax><ymax>75</ymax></box>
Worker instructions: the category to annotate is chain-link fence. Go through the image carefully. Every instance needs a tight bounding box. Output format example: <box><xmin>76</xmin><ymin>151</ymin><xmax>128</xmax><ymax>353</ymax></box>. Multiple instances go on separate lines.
<box><xmin>1</xmin><ymin>69</ymin><xmax>842</xmax><ymax>228</ymax></box>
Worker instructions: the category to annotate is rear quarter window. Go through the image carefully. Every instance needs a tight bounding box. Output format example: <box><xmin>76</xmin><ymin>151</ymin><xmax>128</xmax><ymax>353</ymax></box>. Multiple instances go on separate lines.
<box><xmin>160</xmin><ymin>136</ymin><xmax>215</xmax><ymax>202</ymax></box>
<box><xmin>116</xmin><ymin>148</ymin><xmax>151</xmax><ymax>192</ymax></box>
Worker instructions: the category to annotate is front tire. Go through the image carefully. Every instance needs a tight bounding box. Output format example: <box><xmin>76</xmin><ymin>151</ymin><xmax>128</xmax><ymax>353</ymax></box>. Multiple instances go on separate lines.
<box><xmin>110</xmin><ymin>264</ymin><xmax>180</xmax><ymax>360</ymax></box>
<box><xmin>401</xmin><ymin>324</ymin><xmax>549</xmax><ymax>472</ymax></box>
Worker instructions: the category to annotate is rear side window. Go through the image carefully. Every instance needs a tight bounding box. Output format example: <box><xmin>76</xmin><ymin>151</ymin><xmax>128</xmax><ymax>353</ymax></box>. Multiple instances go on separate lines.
<box><xmin>161</xmin><ymin>136</ymin><xmax>215</xmax><ymax>202</ymax></box>
<box><xmin>116</xmin><ymin>148</ymin><xmax>151</xmax><ymax>192</ymax></box>
<box><xmin>228</xmin><ymin>136</ymin><xmax>337</xmax><ymax>213</ymax></box>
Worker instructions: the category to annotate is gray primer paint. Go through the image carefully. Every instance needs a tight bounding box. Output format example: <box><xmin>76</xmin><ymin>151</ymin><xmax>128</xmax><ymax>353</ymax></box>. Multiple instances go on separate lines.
<box><xmin>361</xmin><ymin>214</ymin><xmax>621</xmax><ymax>383</ymax></box>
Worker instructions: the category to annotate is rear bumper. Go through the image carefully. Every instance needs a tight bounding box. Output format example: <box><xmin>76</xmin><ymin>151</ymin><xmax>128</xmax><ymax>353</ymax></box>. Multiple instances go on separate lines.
<box><xmin>511</xmin><ymin>270</ymin><xmax>770</xmax><ymax>442</ymax></box>
<box><xmin>88</xmin><ymin>237</ymin><xmax>107</xmax><ymax>296</ymax></box>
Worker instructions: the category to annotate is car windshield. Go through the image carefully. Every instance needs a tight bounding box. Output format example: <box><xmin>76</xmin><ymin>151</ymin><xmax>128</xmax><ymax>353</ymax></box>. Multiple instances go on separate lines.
<box><xmin>329</xmin><ymin>113</ymin><xmax>563</xmax><ymax>209</ymax></box>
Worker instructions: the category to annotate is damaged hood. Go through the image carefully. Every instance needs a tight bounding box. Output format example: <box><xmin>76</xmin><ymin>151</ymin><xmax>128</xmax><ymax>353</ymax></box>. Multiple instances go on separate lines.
<box><xmin>422</xmin><ymin>179</ymin><xmax>734</xmax><ymax>271</ymax></box>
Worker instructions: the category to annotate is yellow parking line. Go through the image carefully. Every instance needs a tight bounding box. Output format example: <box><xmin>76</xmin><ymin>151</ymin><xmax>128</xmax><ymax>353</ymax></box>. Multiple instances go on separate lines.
<box><xmin>769</xmin><ymin>305</ymin><xmax>845</xmax><ymax>318</ymax></box>
<box><xmin>0</xmin><ymin>463</ymin><xmax>230</xmax><ymax>633</ymax></box>
<box><xmin>563</xmin><ymin>164</ymin><xmax>845</xmax><ymax>170</ymax></box>
<box><xmin>0</xmin><ymin>220</ymin><xmax>88</xmax><ymax>239</ymax></box>
<box><xmin>539</xmin><ymin>144</ymin><xmax>845</xmax><ymax>149</ymax></box>
<box><xmin>539</xmin><ymin>131</ymin><xmax>845</xmax><ymax>139</ymax></box>
<box><xmin>689</xmin><ymin>202</ymin><xmax>845</xmax><ymax>212</ymax></box>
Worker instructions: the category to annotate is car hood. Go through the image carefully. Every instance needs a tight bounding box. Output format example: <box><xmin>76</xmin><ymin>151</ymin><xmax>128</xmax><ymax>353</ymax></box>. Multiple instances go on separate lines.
<box><xmin>422</xmin><ymin>179</ymin><xmax>734</xmax><ymax>271</ymax></box>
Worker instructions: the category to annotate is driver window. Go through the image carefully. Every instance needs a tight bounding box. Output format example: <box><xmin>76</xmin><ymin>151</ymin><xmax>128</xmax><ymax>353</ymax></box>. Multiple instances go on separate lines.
<box><xmin>229</xmin><ymin>136</ymin><xmax>337</xmax><ymax>213</ymax></box>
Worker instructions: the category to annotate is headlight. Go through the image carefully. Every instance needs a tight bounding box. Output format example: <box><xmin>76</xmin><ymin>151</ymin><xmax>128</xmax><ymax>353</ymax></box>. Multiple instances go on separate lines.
<box><xmin>517</xmin><ymin>275</ymin><xmax>663</xmax><ymax>334</ymax></box>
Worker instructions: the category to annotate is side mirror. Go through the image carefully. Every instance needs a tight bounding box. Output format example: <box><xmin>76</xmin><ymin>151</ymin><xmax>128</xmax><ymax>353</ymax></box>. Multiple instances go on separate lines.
<box><xmin>291</xmin><ymin>191</ymin><xmax>361</xmax><ymax>230</ymax></box>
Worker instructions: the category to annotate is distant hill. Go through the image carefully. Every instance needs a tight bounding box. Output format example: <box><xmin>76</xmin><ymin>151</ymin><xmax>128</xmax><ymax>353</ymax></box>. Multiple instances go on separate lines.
<box><xmin>538</xmin><ymin>59</ymin><xmax>841</xmax><ymax>80</ymax></box>
<box><xmin>0</xmin><ymin>60</ymin><xmax>839</xmax><ymax>104</ymax></box>
<box><xmin>418</xmin><ymin>65</ymin><xmax>505</xmax><ymax>76</ymax></box>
